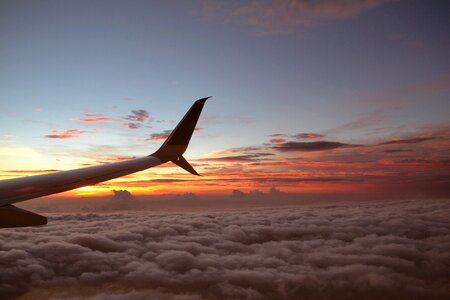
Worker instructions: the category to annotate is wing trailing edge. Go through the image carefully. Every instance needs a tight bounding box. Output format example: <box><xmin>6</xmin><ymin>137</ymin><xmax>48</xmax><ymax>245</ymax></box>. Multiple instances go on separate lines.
<box><xmin>0</xmin><ymin>205</ymin><xmax>47</xmax><ymax>228</ymax></box>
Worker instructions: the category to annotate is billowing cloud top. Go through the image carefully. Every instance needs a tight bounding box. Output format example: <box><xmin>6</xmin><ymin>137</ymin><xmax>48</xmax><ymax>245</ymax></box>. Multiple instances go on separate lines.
<box><xmin>1</xmin><ymin>199</ymin><xmax>449</xmax><ymax>299</ymax></box>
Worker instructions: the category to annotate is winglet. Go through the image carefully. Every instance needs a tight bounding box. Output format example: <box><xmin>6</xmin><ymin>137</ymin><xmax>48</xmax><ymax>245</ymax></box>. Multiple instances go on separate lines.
<box><xmin>152</xmin><ymin>97</ymin><xmax>210</xmax><ymax>175</ymax></box>
<box><xmin>172</xmin><ymin>155</ymin><xmax>200</xmax><ymax>176</ymax></box>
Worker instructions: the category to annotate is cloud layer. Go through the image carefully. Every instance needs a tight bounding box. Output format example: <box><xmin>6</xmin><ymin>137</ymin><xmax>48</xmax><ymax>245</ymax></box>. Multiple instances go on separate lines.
<box><xmin>1</xmin><ymin>199</ymin><xmax>449</xmax><ymax>299</ymax></box>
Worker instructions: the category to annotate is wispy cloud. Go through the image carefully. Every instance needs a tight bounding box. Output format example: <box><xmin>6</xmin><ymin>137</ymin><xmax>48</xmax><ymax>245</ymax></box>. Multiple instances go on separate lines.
<box><xmin>296</xmin><ymin>133</ymin><xmax>324</xmax><ymax>139</ymax></box>
<box><xmin>125</xmin><ymin>110</ymin><xmax>150</xmax><ymax>122</ymax></box>
<box><xmin>0</xmin><ymin>169</ymin><xmax>59</xmax><ymax>179</ymax></box>
<box><xmin>325</xmin><ymin>73</ymin><xmax>450</xmax><ymax>135</ymax></box>
<box><xmin>274</xmin><ymin>141</ymin><xmax>362</xmax><ymax>152</ymax></box>
<box><xmin>70</xmin><ymin>113</ymin><xmax>116</xmax><ymax>123</ymax></box>
<box><xmin>377</xmin><ymin>137</ymin><xmax>436</xmax><ymax>146</ymax></box>
<box><xmin>327</xmin><ymin>107</ymin><xmax>390</xmax><ymax>134</ymax></box>
<box><xmin>123</xmin><ymin>109</ymin><xmax>151</xmax><ymax>129</ymax></box>
<box><xmin>95</xmin><ymin>156</ymin><xmax>137</xmax><ymax>164</ymax></box>
<box><xmin>198</xmin><ymin>0</ymin><xmax>394</xmax><ymax>35</ymax></box>
<box><xmin>196</xmin><ymin>153</ymin><xmax>274</xmax><ymax>163</ymax></box>
<box><xmin>269</xmin><ymin>133</ymin><xmax>324</xmax><ymax>143</ymax></box>
<box><xmin>146</xmin><ymin>130</ymin><xmax>172</xmax><ymax>142</ymax></box>
<box><xmin>389</xmin><ymin>34</ymin><xmax>432</xmax><ymax>52</ymax></box>
<box><xmin>146</xmin><ymin>128</ymin><xmax>202</xmax><ymax>142</ymax></box>
<box><xmin>2</xmin><ymin>169</ymin><xmax>59</xmax><ymax>174</ymax></box>
<box><xmin>268</xmin><ymin>134</ymin><xmax>287</xmax><ymax>144</ymax></box>
<box><xmin>44</xmin><ymin>129</ymin><xmax>90</xmax><ymax>139</ymax></box>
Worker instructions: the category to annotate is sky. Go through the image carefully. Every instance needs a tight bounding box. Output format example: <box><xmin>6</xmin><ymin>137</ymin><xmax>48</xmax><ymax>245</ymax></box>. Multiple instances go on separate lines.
<box><xmin>1</xmin><ymin>0</ymin><xmax>449</xmax><ymax>199</ymax></box>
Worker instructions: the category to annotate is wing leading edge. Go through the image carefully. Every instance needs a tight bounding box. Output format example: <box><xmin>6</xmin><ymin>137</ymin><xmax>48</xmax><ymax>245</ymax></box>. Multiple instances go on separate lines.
<box><xmin>0</xmin><ymin>97</ymin><xmax>210</xmax><ymax>228</ymax></box>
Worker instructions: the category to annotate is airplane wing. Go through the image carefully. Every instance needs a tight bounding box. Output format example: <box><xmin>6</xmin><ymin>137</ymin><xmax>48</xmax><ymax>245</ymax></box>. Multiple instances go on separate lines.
<box><xmin>0</xmin><ymin>97</ymin><xmax>210</xmax><ymax>228</ymax></box>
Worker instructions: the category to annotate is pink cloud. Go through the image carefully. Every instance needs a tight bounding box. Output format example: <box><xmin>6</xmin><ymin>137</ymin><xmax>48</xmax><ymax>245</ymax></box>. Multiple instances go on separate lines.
<box><xmin>44</xmin><ymin>129</ymin><xmax>89</xmax><ymax>139</ymax></box>
<box><xmin>70</xmin><ymin>113</ymin><xmax>116</xmax><ymax>123</ymax></box>
<box><xmin>270</xmin><ymin>138</ymin><xmax>287</xmax><ymax>143</ymax></box>
<box><xmin>296</xmin><ymin>133</ymin><xmax>324</xmax><ymax>139</ymax></box>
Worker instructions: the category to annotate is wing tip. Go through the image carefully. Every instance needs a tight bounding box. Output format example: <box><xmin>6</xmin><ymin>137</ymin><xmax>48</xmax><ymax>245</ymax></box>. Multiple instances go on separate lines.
<box><xmin>196</xmin><ymin>96</ymin><xmax>212</xmax><ymax>104</ymax></box>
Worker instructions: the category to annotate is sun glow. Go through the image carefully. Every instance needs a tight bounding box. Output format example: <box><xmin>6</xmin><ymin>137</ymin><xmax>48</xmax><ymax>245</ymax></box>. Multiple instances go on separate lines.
<box><xmin>72</xmin><ymin>186</ymin><xmax>104</xmax><ymax>196</ymax></box>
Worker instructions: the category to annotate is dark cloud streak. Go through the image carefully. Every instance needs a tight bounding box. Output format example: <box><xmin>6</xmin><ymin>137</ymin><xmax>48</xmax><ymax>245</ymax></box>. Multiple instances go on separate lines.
<box><xmin>274</xmin><ymin>141</ymin><xmax>362</xmax><ymax>152</ymax></box>
<box><xmin>377</xmin><ymin>137</ymin><xmax>436</xmax><ymax>146</ymax></box>
<box><xmin>123</xmin><ymin>109</ymin><xmax>150</xmax><ymax>129</ymax></box>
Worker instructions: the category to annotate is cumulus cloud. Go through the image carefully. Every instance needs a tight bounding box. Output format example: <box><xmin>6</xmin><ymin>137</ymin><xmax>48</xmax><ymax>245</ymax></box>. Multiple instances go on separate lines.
<box><xmin>109</xmin><ymin>190</ymin><xmax>137</xmax><ymax>210</ymax></box>
<box><xmin>91</xmin><ymin>190</ymin><xmax>142</xmax><ymax>212</ymax></box>
<box><xmin>231</xmin><ymin>189</ymin><xmax>247</xmax><ymax>198</ymax></box>
<box><xmin>44</xmin><ymin>129</ymin><xmax>90</xmax><ymax>139</ymax></box>
<box><xmin>1</xmin><ymin>200</ymin><xmax>449</xmax><ymax>299</ymax></box>
<box><xmin>231</xmin><ymin>187</ymin><xmax>285</xmax><ymax>198</ymax></box>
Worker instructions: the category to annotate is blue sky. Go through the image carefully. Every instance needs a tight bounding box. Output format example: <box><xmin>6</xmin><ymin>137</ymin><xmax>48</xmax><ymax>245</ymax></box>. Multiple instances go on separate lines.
<box><xmin>1</xmin><ymin>0</ymin><xmax>449</xmax><ymax>196</ymax></box>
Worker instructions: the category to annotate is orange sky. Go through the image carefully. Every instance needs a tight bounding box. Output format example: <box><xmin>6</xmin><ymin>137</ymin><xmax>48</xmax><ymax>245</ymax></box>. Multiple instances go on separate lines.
<box><xmin>2</xmin><ymin>128</ymin><xmax>449</xmax><ymax>200</ymax></box>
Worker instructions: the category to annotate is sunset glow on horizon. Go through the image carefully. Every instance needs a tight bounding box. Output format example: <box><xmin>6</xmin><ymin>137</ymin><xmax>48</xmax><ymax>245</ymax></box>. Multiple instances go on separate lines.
<box><xmin>1</xmin><ymin>0</ymin><xmax>449</xmax><ymax>200</ymax></box>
